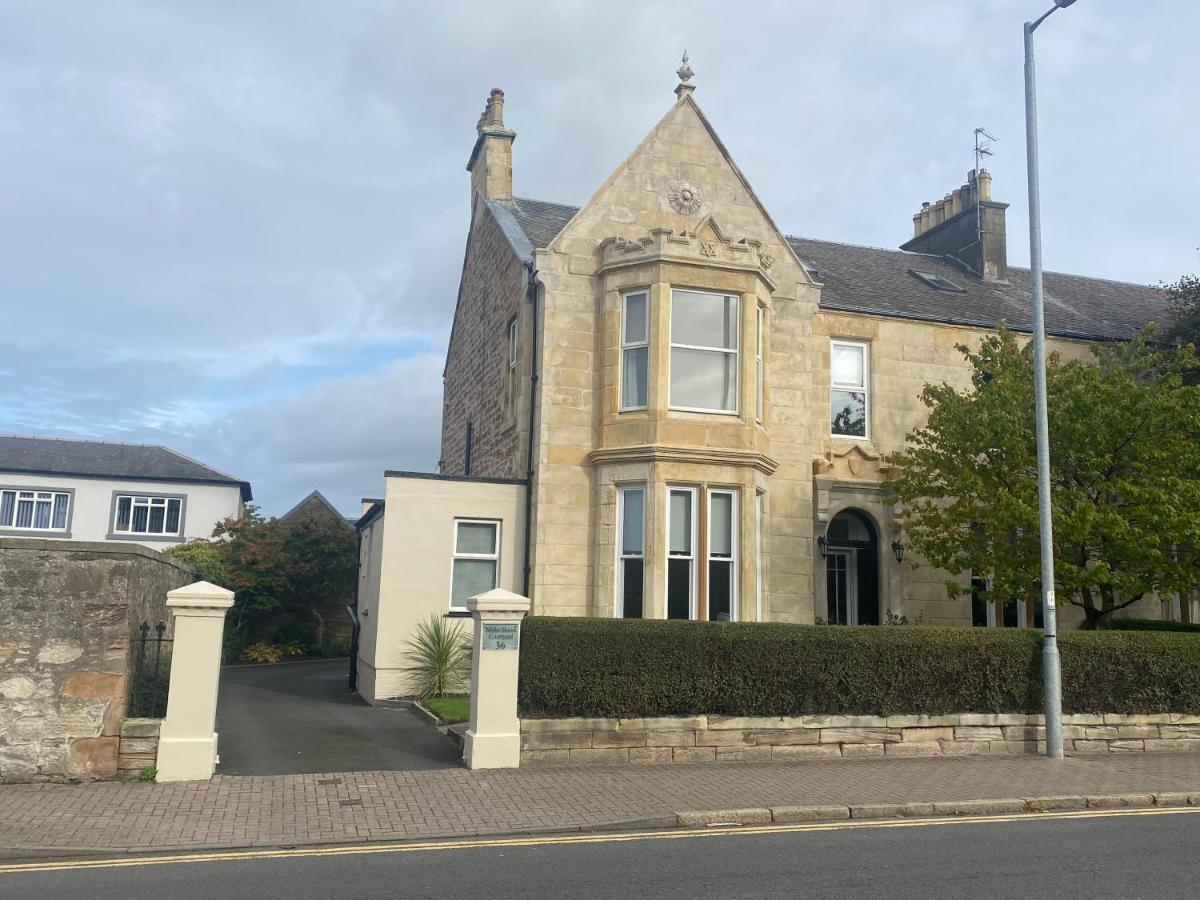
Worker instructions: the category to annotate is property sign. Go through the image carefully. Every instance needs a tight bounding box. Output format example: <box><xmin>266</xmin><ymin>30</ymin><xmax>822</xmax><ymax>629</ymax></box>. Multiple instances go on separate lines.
<box><xmin>481</xmin><ymin>622</ymin><xmax>519</xmax><ymax>651</ymax></box>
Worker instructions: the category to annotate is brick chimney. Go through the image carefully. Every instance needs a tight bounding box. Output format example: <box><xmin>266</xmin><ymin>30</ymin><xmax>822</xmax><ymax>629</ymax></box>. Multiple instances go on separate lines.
<box><xmin>466</xmin><ymin>88</ymin><xmax>516</xmax><ymax>202</ymax></box>
<box><xmin>900</xmin><ymin>170</ymin><xmax>1009</xmax><ymax>282</ymax></box>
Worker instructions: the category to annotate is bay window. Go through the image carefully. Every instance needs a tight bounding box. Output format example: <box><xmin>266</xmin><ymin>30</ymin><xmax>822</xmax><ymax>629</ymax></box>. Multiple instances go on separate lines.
<box><xmin>831</xmin><ymin>339</ymin><xmax>869</xmax><ymax>438</ymax></box>
<box><xmin>707</xmin><ymin>489</ymin><xmax>737</xmax><ymax>621</ymax></box>
<box><xmin>450</xmin><ymin>519</ymin><xmax>500</xmax><ymax>610</ymax></box>
<box><xmin>0</xmin><ymin>488</ymin><xmax>70</xmax><ymax>532</ymax></box>
<box><xmin>617</xmin><ymin>485</ymin><xmax>645</xmax><ymax>618</ymax></box>
<box><xmin>755</xmin><ymin>305</ymin><xmax>765</xmax><ymax>423</ymax></box>
<box><xmin>669</xmin><ymin>290</ymin><xmax>739</xmax><ymax>412</ymax></box>
<box><xmin>667</xmin><ymin>487</ymin><xmax>696</xmax><ymax>619</ymax></box>
<box><xmin>620</xmin><ymin>290</ymin><xmax>649</xmax><ymax>410</ymax></box>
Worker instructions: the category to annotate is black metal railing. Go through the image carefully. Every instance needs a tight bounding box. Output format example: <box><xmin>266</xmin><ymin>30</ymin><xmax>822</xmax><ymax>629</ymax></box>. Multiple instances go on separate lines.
<box><xmin>129</xmin><ymin>620</ymin><xmax>172</xmax><ymax>718</ymax></box>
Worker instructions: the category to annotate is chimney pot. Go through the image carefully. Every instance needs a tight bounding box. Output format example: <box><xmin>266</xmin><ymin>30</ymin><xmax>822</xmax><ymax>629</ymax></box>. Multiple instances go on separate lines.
<box><xmin>901</xmin><ymin>171</ymin><xmax>1007</xmax><ymax>281</ymax></box>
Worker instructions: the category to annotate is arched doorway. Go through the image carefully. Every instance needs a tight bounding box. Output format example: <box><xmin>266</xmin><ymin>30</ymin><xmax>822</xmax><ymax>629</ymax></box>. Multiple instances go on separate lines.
<box><xmin>824</xmin><ymin>509</ymin><xmax>879</xmax><ymax>625</ymax></box>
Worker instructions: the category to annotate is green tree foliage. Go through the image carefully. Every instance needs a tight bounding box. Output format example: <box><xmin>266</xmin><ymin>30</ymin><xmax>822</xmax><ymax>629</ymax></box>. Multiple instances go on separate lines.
<box><xmin>183</xmin><ymin>505</ymin><xmax>357</xmax><ymax>644</ymax></box>
<box><xmin>164</xmin><ymin>539</ymin><xmax>227</xmax><ymax>585</ymax></box>
<box><xmin>1163</xmin><ymin>273</ymin><xmax>1200</xmax><ymax>348</ymax></box>
<box><xmin>279</xmin><ymin>515</ymin><xmax>358</xmax><ymax>648</ymax></box>
<box><xmin>888</xmin><ymin>326</ymin><xmax>1200</xmax><ymax>629</ymax></box>
<box><xmin>210</xmin><ymin>505</ymin><xmax>287</xmax><ymax>635</ymax></box>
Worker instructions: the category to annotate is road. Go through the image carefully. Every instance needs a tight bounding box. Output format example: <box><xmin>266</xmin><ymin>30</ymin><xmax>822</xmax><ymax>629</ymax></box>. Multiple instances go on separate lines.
<box><xmin>4</xmin><ymin>807</ymin><xmax>1197</xmax><ymax>899</ymax></box>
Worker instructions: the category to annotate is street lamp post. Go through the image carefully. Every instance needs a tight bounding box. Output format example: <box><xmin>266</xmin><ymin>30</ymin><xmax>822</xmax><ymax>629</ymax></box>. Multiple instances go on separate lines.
<box><xmin>1024</xmin><ymin>0</ymin><xmax>1077</xmax><ymax>760</ymax></box>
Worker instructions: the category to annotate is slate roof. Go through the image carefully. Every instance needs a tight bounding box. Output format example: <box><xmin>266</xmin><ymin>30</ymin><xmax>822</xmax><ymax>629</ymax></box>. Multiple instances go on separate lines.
<box><xmin>0</xmin><ymin>435</ymin><xmax>252</xmax><ymax>500</ymax></box>
<box><xmin>495</xmin><ymin>197</ymin><xmax>1166</xmax><ymax>342</ymax></box>
<box><xmin>278</xmin><ymin>489</ymin><xmax>352</xmax><ymax>530</ymax></box>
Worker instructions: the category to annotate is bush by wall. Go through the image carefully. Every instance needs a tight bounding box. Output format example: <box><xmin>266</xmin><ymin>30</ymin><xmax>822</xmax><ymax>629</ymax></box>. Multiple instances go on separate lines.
<box><xmin>1109</xmin><ymin>618</ymin><xmax>1200</xmax><ymax>634</ymax></box>
<box><xmin>517</xmin><ymin>617</ymin><xmax>1200</xmax><ymax>719</ymax></box>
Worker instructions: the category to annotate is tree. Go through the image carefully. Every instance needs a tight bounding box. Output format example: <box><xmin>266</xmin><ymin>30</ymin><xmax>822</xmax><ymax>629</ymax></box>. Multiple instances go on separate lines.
<box><xmin>209</xmin><ymin>505</ymin><xmax>287</xmax><ymax>636</ymax></box>
<box><xmin>164</xmin><ymin>539</ymin><xmax>227</xmax><ymax>585</ymax></box>
<box><xmin>1163</xmin><ymin>273</ymin><xmax>1200</xmax><ymax>347</ymax></box>
<box><xmin>278</xmin><ymin>515</ymin><xmax>357</xmax><ymax>648</ymax></box>
<box><xmin>888</xmin><ymin>326</ymin><xmax>1200</xmax><ymax>628</ymax></box>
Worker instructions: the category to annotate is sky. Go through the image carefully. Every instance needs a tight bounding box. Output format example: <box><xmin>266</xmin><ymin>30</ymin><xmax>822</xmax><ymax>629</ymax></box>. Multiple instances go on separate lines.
<box><xmin>2</xmin><ymin>0</ymin><xmax>1197</xmax><ymax>517</ymax></box>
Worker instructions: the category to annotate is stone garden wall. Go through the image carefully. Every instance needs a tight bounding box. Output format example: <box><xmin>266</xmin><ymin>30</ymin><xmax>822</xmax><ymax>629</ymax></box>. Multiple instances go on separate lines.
<box><xmin>520</xmin><ymin>712</ymin><xmax>1200</xmax><ymax>766</ymax></box>
<box><xmin>0</xmin><ymin>539</ymin><xmax>192</xmax><ymax>782</ymax></box>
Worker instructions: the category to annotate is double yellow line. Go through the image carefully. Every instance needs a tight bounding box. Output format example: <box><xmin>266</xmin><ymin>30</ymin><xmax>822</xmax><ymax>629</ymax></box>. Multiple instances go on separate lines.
<box><xmin>2</xmin><ymin>805</ymin><xmax>1197</xmax><ymax>876</ymax></box>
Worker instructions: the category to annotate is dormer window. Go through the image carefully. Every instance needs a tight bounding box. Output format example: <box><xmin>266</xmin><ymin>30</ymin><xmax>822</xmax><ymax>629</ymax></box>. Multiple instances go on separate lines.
<box><xmin>669</xmin><ymin>289</ymin><xmax>739</xmax><ymax>413</ymax></box>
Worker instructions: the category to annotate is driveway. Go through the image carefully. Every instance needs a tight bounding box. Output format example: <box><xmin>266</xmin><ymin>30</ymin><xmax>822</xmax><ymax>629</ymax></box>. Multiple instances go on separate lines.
<box><xmin>215</xmin><ymin>659</ymin><xmax>461</xmax><ymax>775</ymax></box>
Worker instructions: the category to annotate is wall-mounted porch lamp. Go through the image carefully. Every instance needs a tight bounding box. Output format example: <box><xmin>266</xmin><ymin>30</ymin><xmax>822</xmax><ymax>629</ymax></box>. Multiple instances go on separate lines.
<box><xmin>816</xmin><ymin>535</ymin><xmax>827</xmax><ymax>559</ymax></box>
<box><xmin>891</xmin><ymin>540</ymin><xmax>905</xmax><ymax>564</ymax></box>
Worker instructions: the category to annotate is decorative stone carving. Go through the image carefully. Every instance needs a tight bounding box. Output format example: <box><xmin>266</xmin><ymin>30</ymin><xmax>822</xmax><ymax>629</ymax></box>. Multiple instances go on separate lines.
<box><xmin>758</xmin><ymin>251</ymin><xmax>775</xmax><ymax>271</ymax></box>
<box><xmin>596</xmin><ymin>216</ymin><xmax>777</xmax><ymax>292</ymax></box>
<box><xmin>668</xmin><ymin>179</ymin><xmax>703</xmax><ymax>215</ymax></box>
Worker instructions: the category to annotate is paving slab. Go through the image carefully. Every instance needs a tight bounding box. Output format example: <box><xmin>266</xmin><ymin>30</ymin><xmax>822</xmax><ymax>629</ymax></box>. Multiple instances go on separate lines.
<box><xmin>2</xmin><ymin>751</ymin><xmax>1199</xmax><ymax>858</ymax></box>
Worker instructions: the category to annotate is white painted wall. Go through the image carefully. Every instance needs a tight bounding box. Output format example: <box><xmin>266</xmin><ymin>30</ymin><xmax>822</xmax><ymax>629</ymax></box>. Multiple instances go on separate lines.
<box><xmin>0</xmin><ymin>473</ymin><xmax>244</xmax><ymax>549</ymax></box>
<box><xmin>356</xmin><ymin>475</ymin><xmax>526</xmax><ymax>702</ymax></box>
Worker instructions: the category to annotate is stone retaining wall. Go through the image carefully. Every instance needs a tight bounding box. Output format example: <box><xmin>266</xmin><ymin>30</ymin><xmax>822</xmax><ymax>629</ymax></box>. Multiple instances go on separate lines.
<box><xmin>116</xmin><ymin>718</ymin><xmax>161</xmax><ymax>779</ymax></box>
<box><xmin>520</xmin><ymin>713</ymin><xmax>1200</xmax><ymax>766</ymax></box>
<box><xmin>0</xmin><ymin>539</ymin><xmax>192</xmax><ymax>781</ymax></box>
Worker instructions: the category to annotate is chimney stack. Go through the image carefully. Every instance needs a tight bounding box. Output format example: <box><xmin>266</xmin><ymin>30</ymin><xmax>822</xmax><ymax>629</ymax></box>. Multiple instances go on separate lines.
<box><xmin>466</xmin><ymin>88</ymin><xmax>516</xmax><ymax>202</ymax></box>
<box><xmin>901</xmin><ymin>169</ymin><xmax>1008</xmax><ymax>281</ymax></box>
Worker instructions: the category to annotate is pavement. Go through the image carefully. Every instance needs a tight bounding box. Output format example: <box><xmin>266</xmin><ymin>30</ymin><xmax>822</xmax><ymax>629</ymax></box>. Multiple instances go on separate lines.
<box><xmin>2</xmin><ymin>751</ymin><xmax>1199</xmax><ymax>859</ymax></box>
<box><xmin>5</xmin><ymin>806</ymin><xmax>1200</xmax><ymax>898</ymax></box>
<box><xmin>215</xmin><ymin>659</ymin><xmax>459</xmax><ymax>775</ymax></box>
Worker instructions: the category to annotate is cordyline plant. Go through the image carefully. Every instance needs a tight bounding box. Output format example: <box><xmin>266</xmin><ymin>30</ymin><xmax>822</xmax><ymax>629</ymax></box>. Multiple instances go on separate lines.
<box><xmin>887</xmin><ymin>325</ymin><xmax>1200</xmax><ymax>629</ymax></box>
<box><xmin>400</xmin><ymin>614</ymin><xmax>472</xmax><ymax>699</ymax></box>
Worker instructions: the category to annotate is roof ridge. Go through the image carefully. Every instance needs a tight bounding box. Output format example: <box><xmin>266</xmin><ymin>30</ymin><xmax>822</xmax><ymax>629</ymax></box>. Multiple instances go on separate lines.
<box><xmin>156</xmin><ymin>443</ymin><xmax>246</xmax><ymax>484</ymax></box>
<box><xmin>0</xmin><ymin>433</ymin><xmax>172</xmax><ymax>449</ymax></box>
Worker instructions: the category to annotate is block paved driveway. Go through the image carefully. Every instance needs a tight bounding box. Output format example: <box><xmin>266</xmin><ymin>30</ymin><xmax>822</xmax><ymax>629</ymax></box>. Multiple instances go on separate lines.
<box><xmin>214</xmin><ymin>659</ymin><xmax>460</xmax><ymax>775</ymax></box>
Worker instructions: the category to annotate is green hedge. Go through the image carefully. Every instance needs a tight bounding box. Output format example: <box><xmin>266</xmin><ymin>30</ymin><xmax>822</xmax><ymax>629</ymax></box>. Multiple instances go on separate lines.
<box><xmin>1109</xmin><ymin>618</ymin><xmax>1200</xmax><ymax>634</ymax></box>
<box><xmin>517</xmin><ymin>617</ymin><xmax>1200</xmax><ymax>718</ymax></box>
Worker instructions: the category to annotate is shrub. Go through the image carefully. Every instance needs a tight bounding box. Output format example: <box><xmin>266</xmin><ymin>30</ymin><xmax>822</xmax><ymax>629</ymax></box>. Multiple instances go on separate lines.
<box><xmin>400</xmin><ymin>615</ymin><xmax>472</xmax><ymax>699</ymax></box>
<box><xmin>242</xmin><ymin>641</ymin><xmax>284</xmax><ymax>664</ymax></box>
<box><xmin>1109</xmin><ymin>618</ymin><xmax>1200</xmax><ymax>634</ymax></box>
<box><xmin>517</xmin><ymin>617</ymin><xmax>1200</xmax><ymax>719</ymax></box>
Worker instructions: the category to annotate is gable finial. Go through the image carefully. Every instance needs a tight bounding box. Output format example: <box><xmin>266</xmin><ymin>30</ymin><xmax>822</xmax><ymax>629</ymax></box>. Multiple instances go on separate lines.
<box><xmin>675</xmin><ymin>51</ymin><xmax>695</xmax><ymax>98</ymax></box>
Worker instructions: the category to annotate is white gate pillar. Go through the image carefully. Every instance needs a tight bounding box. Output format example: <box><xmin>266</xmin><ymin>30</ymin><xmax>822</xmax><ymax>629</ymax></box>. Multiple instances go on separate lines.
<box><xmin>463</xmin><ymin>588</ymin><xmax>530</xmax><ymax>769</ymax></box>
<box><xmin>155</xmin><ymin>581</ymin><xmax>234</xmax><ymax>782</ymax></box>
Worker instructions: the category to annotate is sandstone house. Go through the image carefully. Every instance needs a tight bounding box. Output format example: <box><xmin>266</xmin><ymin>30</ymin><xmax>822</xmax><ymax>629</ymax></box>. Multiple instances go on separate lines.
<box><xmin>354</xmin><ymin>64</ymin><xmax>1172</xmax><ymax>699</ymax></box>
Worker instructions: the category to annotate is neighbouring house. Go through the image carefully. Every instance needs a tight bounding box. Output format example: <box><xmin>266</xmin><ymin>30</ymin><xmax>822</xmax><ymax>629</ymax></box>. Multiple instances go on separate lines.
<box><xmin>355</xmin><ymin>63</ymin><xmax>1184</xmax><ymax>700</ymax></box>
<box><xmin>0</xmin><ymin>435</ymin><xmax>250</xmax><ymax>549</ymax></box>
<box><xmin>278</xmin><ymin>489</ymin><xmax>355</xmax><ymax>531</ymax></box>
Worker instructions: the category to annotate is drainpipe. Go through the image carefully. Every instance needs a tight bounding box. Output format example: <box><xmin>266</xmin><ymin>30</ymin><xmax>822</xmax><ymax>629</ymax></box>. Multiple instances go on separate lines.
<box><xmin>521</xmin><ymin>263</ymin><xmax>540</xmax><ymax>597</ymax></box>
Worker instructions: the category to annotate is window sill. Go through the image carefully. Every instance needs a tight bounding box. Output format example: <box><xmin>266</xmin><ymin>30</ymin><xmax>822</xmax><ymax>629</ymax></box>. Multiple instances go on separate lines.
<box><xmin>106</xmin><ymin>532</ymin><xmax>185</xmax><ymax>543</ymax></box>
<box><xmin>0</xmin><ymin>528</ymin><xmax>72</xmax><ymax>539</ymax></box>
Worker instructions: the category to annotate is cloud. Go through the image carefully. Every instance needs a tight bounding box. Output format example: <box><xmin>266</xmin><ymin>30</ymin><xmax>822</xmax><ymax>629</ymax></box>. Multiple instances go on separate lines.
<box><xmin>2</xmin><ymin>0</ymin><xmax>1197</xmax><ymax>515</ymax></box>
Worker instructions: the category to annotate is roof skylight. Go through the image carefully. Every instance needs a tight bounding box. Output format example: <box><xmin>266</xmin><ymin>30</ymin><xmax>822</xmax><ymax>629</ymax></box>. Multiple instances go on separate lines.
<box><xmin>909</xmin><ymin>269</ymin><xmax>965</xmax><ymax>293</ymax></box>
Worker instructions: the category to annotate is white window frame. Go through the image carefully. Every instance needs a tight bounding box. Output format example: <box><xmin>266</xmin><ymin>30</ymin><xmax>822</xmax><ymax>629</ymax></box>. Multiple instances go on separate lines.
<box><xmin>111</xmin><ymin>493</ymin><xmax>184</xmax><ymax>538</ymax></box>
<box><xmin>665</xmin><ymin>486</ymin><xmax>698</xmax><ymax>620</ymax></box>
<box><xmin>755</xmin><ymin>305</ymin><xmax>765</xmax><ymax>423</ymax></box>
<box><xmin>449</xmin><ymin>518</ymin><xmax>501</xmax><ymax>612</ymax></box>
<box><xmin>507</xmin><ymin>316</ymin><xmax>519</xmax><ymax>420</ymax></box>
<box><xmin>706</xmin><ymin>488</ymin><xmax>738</xmax><ymax>622</ymax></box>
<box><xmin>615</xmin><ymin>484</ymin><xmax>646</xmax><ymax>618</ymax></box>
<box><xmin>830</xmin><ymin>338</ymin><xmax>870</xmax><ymax>440</ymax></box>
<box><xmin>668</xmin><ymin>289</ymin><xmax>740</xmax><ymax>415</ymax></box>
<box><xmin>0</xmin><ymin>487</ymin><xmax>71</xmax><ymax>533</ymax></box>
<box><xmin>619</xmin><ymin>290</ymin><xmax>650</xmax><ymax>412</ymax></box>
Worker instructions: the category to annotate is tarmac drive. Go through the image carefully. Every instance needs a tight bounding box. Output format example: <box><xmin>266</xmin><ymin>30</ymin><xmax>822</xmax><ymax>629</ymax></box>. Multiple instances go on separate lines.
<box><xmin>214</xmin><ymin>659</ymin><xmax>460</xmax><ymax>775</ymax></box>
